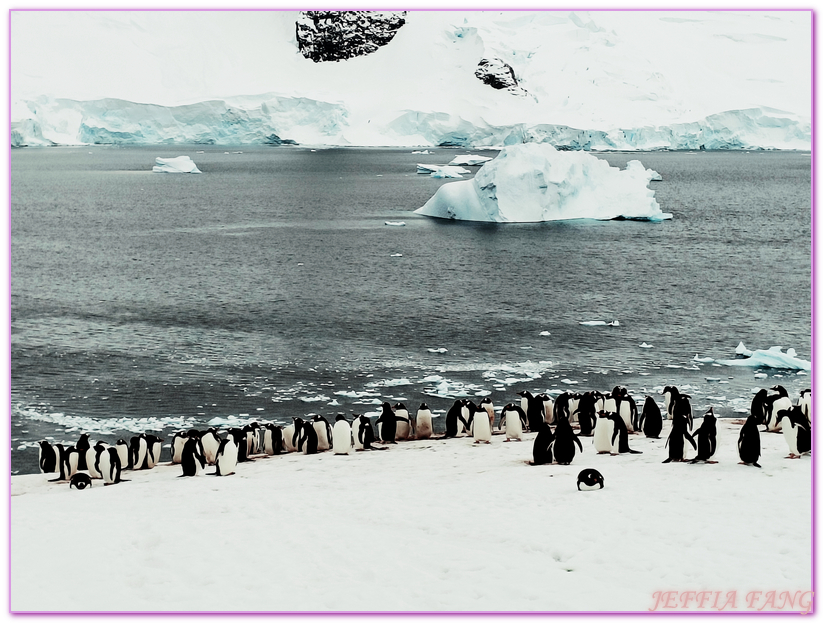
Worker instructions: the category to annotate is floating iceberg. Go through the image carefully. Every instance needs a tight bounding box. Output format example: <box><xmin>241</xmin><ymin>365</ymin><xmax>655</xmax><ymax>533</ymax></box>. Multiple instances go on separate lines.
<box><xmin>448</xmin><ymin>155</ymin><xmax>493</xmax><ymax>166</ymax></box>
<box><xmin>384</xmin><ymin>221</ymin><xmax>406</xmax><ymax>226</ymax></box>
<box><xmin>712</xmin><ymin>344</ymin><xmax>810</xmax><ymax>371</ymax></box>
<box><xmin>152</xmin><ymin>156</ymin><xmax>201</xmax><ymax>174</ymax></box>
<box><xmin>416</xmin><ymin>164</ymin><xmax>471</xmax><ymax>178</ymax></box>
<box><xmin>415</xmin><ymin>144</ymin><xmax>670</xmax><ymax>223</ymax></box>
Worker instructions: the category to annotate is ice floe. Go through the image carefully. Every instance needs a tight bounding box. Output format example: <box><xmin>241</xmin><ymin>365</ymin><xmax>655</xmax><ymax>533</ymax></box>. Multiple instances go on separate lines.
<box><xmin>152</xmin><ymin>155</ymin><xmax>201</xmax><ymax>174</ymax></box>
<box><xmin>385</xmin><ymin>221</ymin><xmax>406</xmax><ymax>226</ymax></box>
<box><xmin>713</xmin><ymin>344</ymin><xmax>811</xmax><ymax>371</ymax></box>
<box><xmin>447</xmin><ymin>155</ymin><xmax>493</xmax><ymax>166</ymax></box>
<box><xmin>639</xmin><ymin>342</ymin><xmax>653</xmax><ymax>348</ymax></box>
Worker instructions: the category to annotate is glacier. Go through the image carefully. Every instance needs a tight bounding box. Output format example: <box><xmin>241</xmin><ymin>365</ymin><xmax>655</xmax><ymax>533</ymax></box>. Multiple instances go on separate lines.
<box><xmin>414</xmin><ymin>143</ymin><xmax>670</xmax><ymax>223</ymax></box>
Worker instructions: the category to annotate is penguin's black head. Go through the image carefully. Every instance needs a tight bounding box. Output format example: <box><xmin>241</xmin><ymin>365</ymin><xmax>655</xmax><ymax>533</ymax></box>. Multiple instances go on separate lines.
<box><xmin>393</xmin><ymin>403</ymin><xmax>407</xmax><ymax>410</ymax></box>
<box><xmin>39</xmin><ymin>440</ymin><xmax>51</xmax><ymax>449</ymax></box>
<box><xmin>419</xmin><ymin>403</ymin><xmax>429</xmax><ymax>410</ymax></box>
<box><xmin>335</xmin><ymin>414</ymin><xmax>347</xmax><ymax>422</ymax></box>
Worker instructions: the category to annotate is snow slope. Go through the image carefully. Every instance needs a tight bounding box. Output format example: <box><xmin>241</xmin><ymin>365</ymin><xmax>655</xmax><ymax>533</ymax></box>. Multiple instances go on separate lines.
<box><xmin>10</xmin><ymin>11</ymin><xmax>811</xmax><ymax>149</ymax></box>
<box><xmin>11</xmin><ymin>419</ymin><xmax>811</xmax><ymax>612</ymax></box>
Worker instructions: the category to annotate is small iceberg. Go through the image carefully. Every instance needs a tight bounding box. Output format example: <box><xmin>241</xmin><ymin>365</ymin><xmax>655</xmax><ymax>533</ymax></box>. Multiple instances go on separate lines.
<box><xmin>390</xmin><ymin>253</ymin><xmax>403</xmax><ymax>257</ymax></box>
<box><xmin>412</xmin><ymin>150</ymin><xmax>432</xmax><ymax>154</ymax></box>
<box><xmin>608</xmin><ymin>320</ymin><xmax>620</xmax><ymax>327</ymax></box>
<box><xmin>713</xmin><ymin>344</ymin><xmax>810</xmax><ymax>371</ymax></box>
<box><xmin>385</xmin><ymin>221</ymin><xmax>406</xmax><ymax>226</ymax></box>
<box><xmin>539</xmin><ymin>331</ymin><xmax>551</xmax><ymax>336</ymax></box>
<box><xmin>579</xmin><ymin>321</ymin><xmax>607</xmax><ymax>326</ymax></box>
<box><xmin>152</xmin><ymin>155</ymin><xmax>201</xmax><ymax>173</ymax></box>
<box><xmin>639</xmin><ymin>342</ymin><xmax>653</xmax><ymax>348</ymax></box>
<box><xmin>416</xmin><ymin>164</ymin><xmax>471</xmax><ymax>178</ymax></box>
<box><xmin>427</xmin><ymin>348</ymin><xmax>448</xmax><ymax>353</ymax></box>
<box><xmin>448</xmin><ymin>155</ymin><xmax>493</xmax><ymax>166</ymax></box>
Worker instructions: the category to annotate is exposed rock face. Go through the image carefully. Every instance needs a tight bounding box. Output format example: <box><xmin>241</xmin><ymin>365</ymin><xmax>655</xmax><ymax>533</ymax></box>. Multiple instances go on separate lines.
<box><xmin>475</xmin><ymin>58</ymin><xmax>528</xmax><ymax>96</ymax></box>
<box><xmin>296</xmin><ymin>11</ymin><xmax>407</xmax><ymax>62</ymax></box>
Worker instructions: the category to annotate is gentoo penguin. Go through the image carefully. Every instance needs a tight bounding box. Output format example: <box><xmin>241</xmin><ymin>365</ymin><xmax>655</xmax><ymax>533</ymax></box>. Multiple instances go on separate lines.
<box><xmin>663</xmin><ymin>386</ymin><xmax>692</xmax><ymax>428</ymax></box>
<box><xmin>299</xmin><ymin>420</ymin><xmax>319</xmax><ymax>455</ymax></box>
<box><xmin>69</xmin><ymin>473</ymin><xmax>92</xmax><ymax>490</ymax></box>
<box><xmin>567</xmin><ymin>393</ymin><xmax>581</xmax><ymax>424</ymax></box>
<box><xmin>414</xmin><ymin>404</ymin><xmax>434</xmax><ymax>440</ymax></box>
<box><xmin>312</xmin><ymin>415</ymin><xmax>333</xmax><ymax>451</ymax></box>
<box><xmin>663</xmin><ymin>413</ymin><xmax>696</xmax><ymax>463</ymax></box>
<box><xmin>282</xmin><ymin>418</ymin><xmax>302</xmax><ymax>453</ymax></box>
<box><xmin>498</xmin><ymin>403</ymin><xmax>527</xmax><ymax>441</ymax></box>
<box><xmin>593</xmin><ymin>411</ymin><xmax>617</xmax><ymax>455</ymax></box>
<box><xmin>353</xmin><ymin>414</ymin><xmax>376</xmax><ymax>451</ymax></box>
<box><xmin>689</xmin><ymin>407</ymin><xmax>719</xmax><ymax>463</ymax></box>
<box><xmin>393</xmin><ymin>403</ymin><xmax>412</xmax><ymax>441</ymax></box>
<box><xmin>332</xmin><ymin>415</ymin><xmax>353</xmax><ymax>455</ymax></box>
<box><xmin>609</xmin><ymin>412</ymin><xmax>641</xmax><ymax>454</ymax></box>
<box><xmin>376</xmin><ymin>402</ymin><xmax>399</xmax><ymax>443</ymax></box>
<box><xmin>577</xmin><ymin>468</ymin><xmax>604</xmax><ymax>491</ymax></box>
<box><xmin>765</xmin><ymin>386</ymin><xmax>791</xmax><ymax>432</ymax></box>
<box><xmin>145</xmin><ymin>434</ymin><xmax>163</xmax><ymax>468</ymax></box>
<box><xmin>531</xmin><ymin>421</ymin><xmax>554</xmax><ymax>465</ymax></box>
<box><xmin>38</xmin><ymin>440</ymin><xmax>57</xmax><ymax>474</ymax></box>
<box><xmin>64</xmin><ymin>446</ymin><xmax>80</xmax><ymax>479</ymax></box>
<box><xmin>738</xmin><ymin>415</ymin><xmax>762</xmax><ymax>467</ymax></box>
<box><xmin>241</xmin><ymin>424</ymin><xmax>256</xmax><ymax>458</ymax></box>
<box><xmin>798</xmin><ymin>389</ymin><xmax>812</xmax><ymax>423</ymax></box>
<box><xmin>75</xmin><ymin>434</ymin><xmax>91</xmax><ymax>470</ymax></box>
<box><xmin>227</xmin><ymin>428</ymin><xmax>250</xmax><ymax>462</ymax></box>
<box><xmin>639</xmin><ymin>396</ymin><xmax>663</xmax><ymax>439</ymax></box>
<box><xmin>552</xmin><ymin>417</ymin><xmax>583</xmax><ymax>465</ymax></box>
<box><xmin>263</xmin><ymin>423</ymin><xmax>283</xmax><ymax>456</ymax></box>
<box><xmin>575</xmin><ymin>392</ymin><xmax>598</xmax><ymax>437</ymax></box>
<box><xmin>478</xmin><ymin>397</ymin><xmax>495</xmax><ymax>429</ymax></box>
<box><xmin>48</xmin><ymin>444</ymin><xmax>71</xmax><ymax>482</ymax></box>
<box><xmin>750</xmin><ymin>388</ymin><xmax>769</xmax><ymax>425</ymax></box>
<box><xmin>96</xmin><ymin>446</ymin><xmax>122</xmax><ymax>485</ymax></box>
<box><xmin>171</xmin><ymin>431</ymin><xmax>188</xmax><ymax>464</ymax></box>
<box><xmin>445</xmin><ymin>400</ymin><xmax>469</xmax><ymax>438</ymax></box>
<box><xmin>180</xmin><ymin>436</ymin><xmax>206</xmax><ymax>476</ymax></box>
<box><xmin>87</xmin><ymin>442</ymin><xmax>107</xmax><ymax>479</ymax></box>
<box><xmin>252</xmin><ymin>422</ymin><xmax>265</xmax><ymax>455</ymax></box>
<box><xmin>115</xmin><ymin>439</ymin><xmax>131</xmax><ymax>470</ymax></box>
<box><xmin>537</xmin><ymin>393</ymin><xmax>554</xmax><ymax>425</ymax></box>
<box><xmin>213</xmin><ymin>436</ymin><xmax>237</xmax><ymax>476</ymax></box>
<box><xmin>200</xmin><ymin>428</ymin><xmax>222</xmax><ymax>464</ymax></box>
<box><xmin>517</xmin><ymin>390</ymin><xmax>544</xmax><ymax>431</ymax></box>
<box><xmin>777</xmin><ymin>406</ymin><xmax>810</xmax><ymax>458</ymax></box>
<box><xmin>130</xmin><ymin>434</ymin><xmax>148</xmax><ymax>470</ymax></box>
<box><xmin>615</xmin><ymin>387</ymin><xmax>638</xmax><ymax>432</ymax></box>
<box><xmin>467</xmin><ymin>401</ymin><xmax>492</xmax><ymax>444</ymax></box>
<box><xmin>553</xmin><ymin>393</ymin><xmax>573</xmax><ymax>422</ymax></box>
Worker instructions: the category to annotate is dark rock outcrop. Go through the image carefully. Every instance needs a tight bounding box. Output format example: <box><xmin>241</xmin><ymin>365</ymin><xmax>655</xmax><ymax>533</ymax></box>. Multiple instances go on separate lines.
<box><xmin>296</xmin><ymin>11</ymin><xmax>406</xmax><ymax>63</ymax></box>
<box><xmin>475</xmin><ymin>58</ymin><xmax>528</xmax><ymax>97</ymax></box>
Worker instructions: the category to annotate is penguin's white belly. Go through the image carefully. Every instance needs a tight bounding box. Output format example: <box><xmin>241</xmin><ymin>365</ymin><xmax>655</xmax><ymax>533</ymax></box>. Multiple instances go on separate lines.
<box><xmin>217</xmin><ymin>442</ymin><xmax>237</xmax><ymax>476</ymax></box>
<box><xmin>86</xmin><ymin>448</ymin><xmax>101</xmax><ymax>478</ymax></box>
<box><xmin>799</xmin><ymin>394</ymin><xmax>811</xmax><ymax>419</ymax></box>
<box><xmin>472</xmin><ymin>415</ymin><xmax>492</xmax><ymax>442</ymax></box>
<box><xmin>505</xmin><ymin>413</ymin><xmax>523</xmax><ymax>440</ymax></box>
<box><xmin>202</xmin><ymin>437</ymin><xmax>220</xmax><ymax>464</ymax></box>
<box><xmin>542</xmin><ymin>401</ymin><xmax>553</xmax><ymax>425</ymax></box>
<box><xmin>314</xmin><ymin>423</ymin><xmax>330</xmax><ymax>451</ymax></box>
<box><xmin>783</xmin><ymin>421</ymin><xmax>799</xmax><ymax>455</ymax></box>
<box><xmin>332</xmin><ymin>422</ymin><xmax>352</xmax><ymax>455</ymax></box>
<box><xmin>395</xmin><ymin>412</ymin><xmax>411</xmax><ymax>440</ymax></box>
<box><xmin>664</xmin><ymin>394</ymin><xmax>673</xmax><ymax>420</ymax></box>
<box><xmin>116</xmin><ymin>446</ymin><xmax>129</xmax><ymax>470</ymax></box>
<box><xmin>593</xmin><ymin>419</ymin><xmax>614</xmax><ymax>453</ymax></box>
<box><xmin>283</xmin><ymin>425</ymin><xmax>297</xmax><ymax>452</ymax></box>
<box><xmin>769</xmin><ymin>398</ymin><xmax>792</xmax><ymax>431</ymax></box>
<box><xmin>416</xmin><ymin>413</ymin><xmax>433</xmax><ymax>440</ymax></box>
<box><xmin>98</xmin><ymin>451</ymin><xmax>113</xmax><ymax>484</ymax></box>
<box><xmin>568</xmin><ymin>398</ymin><xmax>580</xmax><ymax>423</ymax></box>
<box><xmin>619</xmin><ymin>403</ymin><xmax>633</xmax><ymax>432</ymax></box>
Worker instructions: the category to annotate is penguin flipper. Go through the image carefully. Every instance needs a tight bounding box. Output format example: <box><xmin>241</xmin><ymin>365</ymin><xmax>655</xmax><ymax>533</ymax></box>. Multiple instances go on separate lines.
<box><xmin>662</xmin><ymin>458</ymin><xmax>673</xmax><ymax>463</ymax></box>
<box><xmin>574</xmin><ymin>435</ymin><xmax>583</xmax><ymax>453</ymax></box>
<box><xmin>685</xmin><ymin>432</ymin><xmax>697</xmax><ymax>451</ymax></box>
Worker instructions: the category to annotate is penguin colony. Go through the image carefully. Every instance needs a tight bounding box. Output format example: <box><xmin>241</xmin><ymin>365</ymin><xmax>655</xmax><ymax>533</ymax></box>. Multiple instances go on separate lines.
<box><xmin>37</xmin><ymin>385</ymin><xmax>811</xmax><ymax>488</ymax></box>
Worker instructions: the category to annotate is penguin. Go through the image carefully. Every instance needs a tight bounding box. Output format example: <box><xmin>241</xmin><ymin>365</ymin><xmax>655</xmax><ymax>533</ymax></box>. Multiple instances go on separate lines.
<box><xmin>531</xmin><ymin>421</ymin><xmax>554</xmax><ymax>465</ymax></box>
<box><xmin>609</xmin><ymin>412</ymin><xmax>641</xmax><ymax>454</ymax></box>
<box><xmin>459</xmin><ymin>400</ymin><xmax>473</xmax><ymax>436</ymax></box>
<box><xmin>393</xmin><ymin>403</ymin><xmax>412</xmax><ymax>441</ymax></box>
<box><xmin>145</xmin><ymin>434</ymin><xmax>163</xmax><ymax>468</ymax></box>
<box><xmin>593</xmin><ymin>411</ymin><xmax>617</xmax><ymax>455</ymax></box>
<box><xmin>115</xmin><ymin>439</ymin><xmax>131</xmax><ymax>470</ymax></box>
<box><xmin>69</xmin><ymin>473</ymin><xmax>92</xmax><ymax>490</ymax></box>
<box><xmin>353</xmin><ymin>414</ymin><xmax>376</xmax><ymax>451</ymax></box>
<box><xmin>498</xmin><ymin>403</ymin><xmax>527</xmax><ymax>441</ymax></box>
<box><xmin>48</xmin><ymin>444</ymin><xmax>71</xmax><ymax>482</ymax></box>
<box><xmin>553</xmin><ymin>393</ymin><xmax>573</xmax><ymax>422</ymax></box>
<box><xmin>263</xmin><ymin>423</ymin><xmax>283</xmax><ymax>456</ymax></box>
<box><xmin>87</xmin><ymin>442</ymin><xmax>107</xmax><ymax>479</ymax></box>
<box><xmin>312</xmin><ymin>415</ymin><xmax>333</xmax><ymax>451</ymax></box>
<box><xmin>130</xmin><ymin>434</ymin><xmax>148</xmax><ymax>470</ymax></box>
<box><xmin>414</xmin><ymin>403</ymin><xmax>434</xmax><ymax>440</ymax></box>
<box><xmin>517</xmin><ymin>390</ymin><xmax>544</xmax><ymax>431</ymax></box>
<box><xmin>252</xmin><ymin>422</ymin><xmax>264</xmax><ymax>455</ymax></box>
<box><xmin>225</xmin><ymin>428</ymin><xmax>247</xmax><ymax>462</ymax></box>
<box><xmin>750</xmin><ymin>388</ymin><xmax>769</xmax><ymax>425</ymax></box>
<box><xmin>75</xmin><ymin>434</ymin><xmax>91</xmax><ymax>470</ymax></box>
<box><xmin>738</xmin><ymin>415</ymin><xmax>762</xmax><ymax>467</ymax></box>
<box><xmin>537</xmin><ymin>393</ymin><xmax>554</xmax><ymax>425</ymax></box>
<box><xmin>567</xmin><ymin>393</ymin><xmax>581</xmax><ymax>424</ymax></box>
<box><xmin>180</xmin><ymin>436</ymin><xmax>206</xmax><ymax>476</ymax></box>
<box><xmin>672</xmin><ymin>392</ymin><xmax>693</xmax><ymax>431</ymax></box>
<box><xmin>445</xmin><ymin>400</ymin><xmax>469</xmax><ymax>438</ymax></box>
<box><xmin>282</xmin><ymin>418</ymin><xmax>302</xmax><ymax>453</ymax></box>
<box><xmin>577</xmin><ymin>468</ymin><xmax>604</xmax><ymax>491</ymax></box>
<box><xmin>689</xmin><ymin>407</ymin><xmax>719</xmax><ymax>463</ymax></box>
<box><xmin>332</xmin><ymin>415</ymin><xmax>353</xmax><ymax>455</ymax></box>
<box><xmin>478</xmin><ymin>397</ymin><xmax>495</xmax><ymax>429</ymax></box>
<box><xmin>552</xmin><ymin>417</ymin><xmax>583</xmax><ymax>465</ymax></box>
<box><xmin>467</xmin><ymin>401</ymin><xmax>491</xmax><ymax>444</ymax></box>
<box><xmin>765</xmin><ymin>386</ymin><xmax>791</xmax><ymax>432</ymax></box>
<box><xmin>376</xmin><ymin>402</ymin><xmax>399</xmax><ymax>443</ymax></box>
<box><xmin>171</xmin><ymin>431</ymin><xmax>188</xmax><ymax>464</ymax></box>
<box><xmin>639</xmin><ymin>396</ymin><xmax>663</xmax><ymax>439</ymax></box>
<box><xmin>38</xmin><ymin>440</ymin><xmax>57</xmax><ymax>474</ymax></box>
<box><xmin>213</xmin><ymin>436</ymin><xmax>237</xmax><ymax>476</ymax></box>
<box><xmin>200</xmin><ymin>428</ymin><xmax>222</xmax><ymax>464</ymax></box>
<box><xmin>96</xmin><ymin>446</ymin><xmax>122</xmax><ymax>485</ymax></box>
<box><xmin>573</xmin><ymin>392</ymin><xmax>597</xmax><ymax>437</ymax></box>
<box><xmin>777</xmin><ymin>406</ymin><xmax>810</xmax><ymax>458</ymax></box>
<box><xmin>64</xmin><ymin>446</ymin><xmax>80</xmax><ymax>479</ymax></box>
<box><xmin>299</xmin><ymin>420</ymin><xmax>319</xmax><ymax>454</ymax></box>
<box><xmin>798</xmin><ymin>389</ymin><xmax>812</xmax><ymax>423</ymax></box>
<box><xmin>663</xmin><ymin>386</ymin><xmax>692</xmax><ymax>428</ymax></box>
<box><xmin>242</xmin><ymin>424</ymin><xmax>256</xmax><ymax>458</ymax></box>
<box><xmin>616</xmin><ymin>387</ymin><xmax>638</xmax><ymax>433</ymax></box>
<box><xmin>663</xmin><ymin>413</ymin><xmax>697</xmax><ymax>463</ymax></box>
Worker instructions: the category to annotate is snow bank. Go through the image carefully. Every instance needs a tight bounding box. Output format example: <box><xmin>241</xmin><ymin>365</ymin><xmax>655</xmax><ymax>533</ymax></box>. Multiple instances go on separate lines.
<box><xmin>416</xmin><ymin>144</ymin><xmax>670</xmax><ymax>223</ymax></box>
<box><xmin>152</xmin><ymin>156</ymin><xmax>201</xmax><ymax>174</ymax></box>
<box><xmin>11</xmin><ymin>419</ymin><xmax>810</xmax><ymax>611</ymax></box>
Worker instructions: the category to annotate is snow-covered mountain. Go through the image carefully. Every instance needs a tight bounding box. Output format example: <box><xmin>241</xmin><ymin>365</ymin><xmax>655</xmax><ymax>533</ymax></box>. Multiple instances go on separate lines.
<box><xmin>10</xmin><ymin>10</ymin><xmax>811</xmax><ymax>149</ymax></box>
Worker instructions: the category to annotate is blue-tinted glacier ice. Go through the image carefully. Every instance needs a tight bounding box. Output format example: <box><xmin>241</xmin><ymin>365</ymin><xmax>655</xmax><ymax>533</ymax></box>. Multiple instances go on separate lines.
<box><xmin>152</xmin><ymin>156</ymin><xmax>201</xmax><ymax>173</ymax></box>
<box><xmin>414</xmin><ymin>143</ymin><xmax>670</xmax><ymax>223</ymax></box>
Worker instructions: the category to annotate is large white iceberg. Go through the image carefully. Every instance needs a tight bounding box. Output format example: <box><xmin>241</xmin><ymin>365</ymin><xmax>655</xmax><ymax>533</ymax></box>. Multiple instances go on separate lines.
<box><xmin>152</xmin><ymin>156</ymin><xmax>201</xmax><ymax>174</ymax></box>
<box><xmin>414</xmin><ymin>143</ymin><xmax>670</xmax><ymax>223</ymax></box>
<box><xmin>714</xmin><ymin>344</ymin><xmax>811</xmax><ymax>371</ymax></box>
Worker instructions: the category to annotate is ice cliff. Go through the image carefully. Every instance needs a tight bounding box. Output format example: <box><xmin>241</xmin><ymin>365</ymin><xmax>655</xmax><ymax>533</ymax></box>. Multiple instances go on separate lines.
<box><xmin>414</xmin><ymin>143</ymin><xmax>670</xmax><ymax>223</ymax></box>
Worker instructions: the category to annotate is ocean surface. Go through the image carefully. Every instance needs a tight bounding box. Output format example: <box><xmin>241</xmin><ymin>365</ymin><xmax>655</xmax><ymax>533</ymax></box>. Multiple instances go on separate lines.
<box><xmin>10</xmin><ymin>146</ymin><xmax>811</xmax><ymax>474</ymax></box>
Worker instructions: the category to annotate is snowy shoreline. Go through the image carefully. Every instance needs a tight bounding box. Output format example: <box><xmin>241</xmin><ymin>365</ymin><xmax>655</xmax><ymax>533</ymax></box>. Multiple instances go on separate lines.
<box><xmin>11</xmin><ymin>419</ymin><xmax>811</xmax><ymax>612</ymax></box>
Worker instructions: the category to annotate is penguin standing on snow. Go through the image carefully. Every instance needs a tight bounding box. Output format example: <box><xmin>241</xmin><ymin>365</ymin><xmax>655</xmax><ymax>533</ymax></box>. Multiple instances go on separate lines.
<box><xmin>312</xmin><ymin>415</ymin><xmax>333</xmax><ymax>451</ymax></box>
<box><xmin>353</xmin><ymin>414</ymin><xmax>377</xmax><ymax>451</ymax></box>
<box><xmin>575</xmin><ymin>392</ymin><xmax>598</xmax><ymax>437</ymax></box>
<box><xmin>553</xmin><ymin>393</ymin><xmax>573</xmax><ymax>422</ymax></box>
<box><xmin>96</xmin><ymin>446</ymin><xmax>122</xmax><ymax>485</ymax></box>
<box><xmin>87</xmin><ymin>442</ymin><xmax>107</xmax><ymax>479</ymax></box>
<box><xmin>38</xmin><ymin>440</ymin><xmax>57</xmax><ymax>474</ymax></box>
<box><xmin>130</xmin><ymin>434</ymin><xmax>148</xmax><ymax>470</ymax></box>
<box><xmin>663</xmin><ymin>413</ymin><xmax>696</xmax><ymax>463</ymax></box>
<box><xmin>798</xmin><ymin>389</ymin><xmax>811</xmax><ymax>424</ymax></box>
<box><xmin>639</xmin><ymin>396</ymin><xmax>663</xmax><ymax>439</ymax></box>
<box><xmin>415</xmin><ymin>404</ymin><xmax>434</xmax><ymax>440</ymax></box>
<box><xmin>332</xmin><ymin>415</ymin><xmax>353</xmax><ymax>455</ymax></box>
<box><xmin>750</xmin><ymin>388</ymin><xmax>769</xmax><ymax>426</ymax></box>
<box><xmin>738</xmin><ymin>415</ymin><xmax>762</xmax><ymax>467</ymax></box>
<box><xmin>180</xmin><ymin>436</ymin><xmax>206</xmax><ymax>476</ymax></box>
<box><xmin>531</xmin><ymin>421</ymin><xmax>554</xmax><ymax>465</ymax></box>
<box><xmin>75</xmin><ymin>434</ymin><xmax>91</xmax><ymax>470</ymax></box>
<box><xmin>499</xmin><ymin>403</ymin><xmax>527</xmax><ymax>441</ymax></box>
<box><xmin>444</xmin><ymin>400</ymin><xmax>470</xmax><ymax>438</ymax></box>
<box><xmin>263</xmin><ymin>423</ymin><xmax>283</xmax><ymax>456</ymax></box>
<box><xmin>213</xmin><ymin>436</ymin><xmax>237</xmax><ymax>476</ymax></box>
<box><xmin>517</xmin><ymin>390</ymin><xmax>545</xmax><ymax>432</ymax></box>
<box><xmin>467</xmin><ymin>401</ymin><xmax>492</xmax><ymax>444</ymax></box>
<box><xmin>593</xmin><ymin>411</ymin><xmax>617</xmax><ymax>455</ymax></box>
<box><xmin>777</xmin><ymin>406</ymin><xmax>810</xmax><ymax>458</ymax></box>
<box><xmin>393</xmin><ymin>403</ymin><xmax>413</xmax><ymax>441</ymax></box>
<box><xmin>299</xmin><ymin>420</ymin><xmax>319</xmax><ymax>455</ymax></box>
<box><xmin>227</xmin><ymin>428</ymin><xmax>250</xmax><ymax>462</ymax></box>
<box><xmin>47</xmin><ymin>444</ymin><xmax>71</xmax><ymax>482</ymax></box>
<box><xmin>538</xmin><ymin>393</ymin><xmax>554</xmax><ymax>425</ymax></box>
<box><xmin>115</xmin><ymin>439</ymin><xmax>131</xmax><ymax>470</ymax></box>
<box><xmin>171</xmin><ymin>431</ymin><xmax>188</xmax><ymax>464</ymax></box>
<box><xmin>552</xmin><ymin>417</ymin><xmax>583</xmax><ymax>465</ymax></box>
<box><xmin>200</xmin><ymin>428</ymin><xmax>222</xmax><ymax>464</ymax></box>
<box><xmin>376</xmin><ymin>402</ymin><xmax>400</xmax><ymax>443</ymax></box>
<box><xmin>689</xmin><ymin>407</ymin><xmax>719</xmax><ymax>463</ymax></box>
<box><xmin>764</xmin><ymin>386</ymin><xmax>791</xmax><ymax>432</ymax></box>
<box><xmin>478</xmin><ymin>397</ymin><xmax>495</xmax><ymax>429</ymax></box>
<box><xmin>609</xmin><ymin>412</ymin><xmax>641</xmax><ymax>455</ymax></box>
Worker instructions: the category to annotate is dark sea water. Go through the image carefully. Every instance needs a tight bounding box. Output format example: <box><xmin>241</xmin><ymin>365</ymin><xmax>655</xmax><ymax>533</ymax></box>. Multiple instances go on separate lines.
<box><xmin>10</xmin><ymin>146</ymin><xmax>811</xmax><ymax>474</ymax></box>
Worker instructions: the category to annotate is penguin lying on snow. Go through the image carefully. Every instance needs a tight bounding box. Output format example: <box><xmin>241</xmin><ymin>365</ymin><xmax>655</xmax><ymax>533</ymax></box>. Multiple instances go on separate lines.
<box><xmin>69</xmin><ymin>473</ymin><xmax>93</xmax><ymax>490</ymax></box>
<box><xmin>577</xmin><ymin>469</ymin><xmax>604</xmax><ymax>491</ymax></box>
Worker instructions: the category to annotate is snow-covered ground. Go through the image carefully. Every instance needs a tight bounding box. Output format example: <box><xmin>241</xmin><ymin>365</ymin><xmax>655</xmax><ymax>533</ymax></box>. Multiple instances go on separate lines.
<box><xmin>11</xmin><ymin>419</ymin><xmax>811</xmax><ymax>613</ymax></box>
